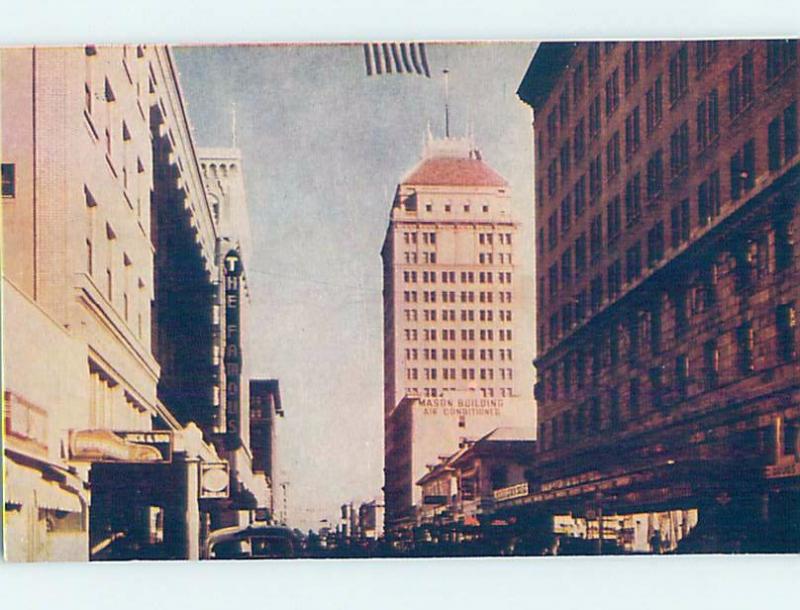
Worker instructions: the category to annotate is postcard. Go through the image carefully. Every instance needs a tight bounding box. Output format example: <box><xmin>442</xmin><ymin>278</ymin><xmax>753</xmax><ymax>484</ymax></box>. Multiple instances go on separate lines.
<box><xmin>2</xmin><ymin>39</ymin><xmax>798</xmax><ymax>562</ymax></box>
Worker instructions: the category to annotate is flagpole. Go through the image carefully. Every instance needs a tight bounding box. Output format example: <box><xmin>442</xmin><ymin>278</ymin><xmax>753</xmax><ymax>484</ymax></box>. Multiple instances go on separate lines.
<box><xmin>443</xmin><ymin>69</ymin><xmax>450</xmax><ymax>139</ymax></box>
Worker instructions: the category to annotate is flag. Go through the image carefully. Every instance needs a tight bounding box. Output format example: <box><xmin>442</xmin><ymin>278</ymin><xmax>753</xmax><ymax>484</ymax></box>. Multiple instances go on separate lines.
<box><xmin>363</xmin><ymin>42</ymin><xmax>431</xmax><ymax>77</ymax></box>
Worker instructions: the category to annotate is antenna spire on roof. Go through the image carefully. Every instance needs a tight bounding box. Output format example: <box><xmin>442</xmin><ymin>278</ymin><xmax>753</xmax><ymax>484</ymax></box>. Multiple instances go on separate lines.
<box><xmin>443</xmin><ymin>68</ymin><xmax>450</xmax><ymax>138</ymax></box>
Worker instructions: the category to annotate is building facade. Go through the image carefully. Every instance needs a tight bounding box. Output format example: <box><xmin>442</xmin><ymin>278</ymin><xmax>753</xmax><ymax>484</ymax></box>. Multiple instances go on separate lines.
<box><xmin>382</xmin><ymin>134</ymin><xmax>536</xmax><ymax>531</ymax></box>
<box><xmin>1</xmin><ymin>46</ymin><xmax>273</xmax><ymax>561</ymax></box>
<box><xmin>517</xmin><ymin>39</ymin><xmax>799</xmax><ymax>551</ymax></box>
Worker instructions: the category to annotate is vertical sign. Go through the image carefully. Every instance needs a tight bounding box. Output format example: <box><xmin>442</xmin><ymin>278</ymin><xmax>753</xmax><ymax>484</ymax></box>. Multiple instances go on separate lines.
<box><xmin>223</xmin><ymin>251</ymin><xmax>242</xmax><ymax>436</ymax></box>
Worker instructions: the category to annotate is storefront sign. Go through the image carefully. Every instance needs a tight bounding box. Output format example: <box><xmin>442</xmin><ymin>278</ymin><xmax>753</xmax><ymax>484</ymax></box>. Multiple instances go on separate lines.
<box><xmin>200</xmin><ymin>462</ymin><xmax>230</xmax><ymax>499</ymax></box>
<box><xmin>68</xmin><ymin>430</ymin><xmax>173</xmax><ymax>463</ymax></box>
<box><xmin>766</xmin><ymin>460</ymin><xmax>800</xmax><ymax>479</ymax></box>
<box><xmin>493</xmin><ymin>482</ymin><xmax>529</xmax><ymax>502</ymax></box>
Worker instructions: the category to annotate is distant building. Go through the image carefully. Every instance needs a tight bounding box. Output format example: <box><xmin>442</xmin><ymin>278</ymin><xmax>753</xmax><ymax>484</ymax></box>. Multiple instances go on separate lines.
<box><xmin>357</xmin><ymin>499</ymin><xmax>385</xmax><ymax>540</ymax></box>
<box><xmin>381</xmin><ymin>134</ymin><xmax>536</xmax><ymax>532</ymax></box>
<box><xmin>417</xmin><ymin>427</ymin><xmax>536</xmax><ymax>527</ymax></box>
<box><xmin>249</xmin><ymin>379</ymin><xmax>285</xmax><ymax>520</ymax></box>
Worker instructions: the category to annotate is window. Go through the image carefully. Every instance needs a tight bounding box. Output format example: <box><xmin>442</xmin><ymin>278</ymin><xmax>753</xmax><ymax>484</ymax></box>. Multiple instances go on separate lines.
<box><xmin>697</xmin><ymin>89</ymin><xmax>720</xmax><ymax>150</ymax></box>
<box><xmin>766</xmin><ymin>39</ymin><xmax>797</xmax><ymax>81</ymax></box>
<box><xmin>649</xmin><ymin>366</ymin><xmax>664</xmax><ymax>410</ymax></box>
<box><xmin>768</xmin><ymin>102</ymin><xmax>798</xmax><ymax>170</ymax></box>
<box><xmin>669</xmin><ymin>121</ymin><xmax>690</xmax><ymax>177</ymax></box>
<box><xmin>588</xmin><ymin>43</ymin><xmax>600</xmax><ymax>80</ymax></box>
<box><xmin>560</xmin><ymin>196</ymin><xmax>572</xmax><ymax>235</ymax></box>
<box><xmin>647</xmin><ymin>222</ymin><xmax>665</xmax><ymax>267</ymax></box>
<box><xmin>698</xmin><ymin>170</ymin><xmax>721</xmax><ymax>226</ymax></box>
<box><xmin>574</xmin><ymin>118</ymin><xmax>586</xmax><ymax>162</ymax></box>
<box><xmin>675</xmin><ymin>354</ymin><xmax>689</xmax><ymax>398</ymax></box>
<box><xmin>606</xmin><ymin>132</ymin><xmax>621</xmax><ymax>177</ymax></box>
<box><xmin>607</xmin><ymin>259</ymin><xmax>622</xmax><ymax>298</ymax></box>
<box><xmin>605</xmin><ymin>69</ymin><xmax>620</xmax><ymax>117</ymax></box>
<box><xmin>606</xmin><ymin>196</ymin><xmax>621</xmax><ymax>245</ymax></box>
<box><xmin>703</xmin><ymin>339</ymin><xmax>720</xmax><ymax>389</ymax></box>
<box><xmin>548</xmin><ymin>213</ymin><xmax>558</xmax><ymax>250</ymax></box>
<box><xmin>573</xmin><ymin>62</ymin><xmax>585</xmax><ymax>102</ymax></box>
<box><xmin>106</xmin><ymin>268</ymin><xmax>113</xmax><ymax>302</ymax></box>
<box><xmin>549</xmin><ymin>264</ymin><xmax>559</xmax><ymax>300</ymax></box>
<box><xmin>609</xmin><ymin>387</ymin><xmax>621</xmax><ymax>430</ymax></box>
<box><xmin>736</xmin><ymin>323</ymin><xmax>754</xmax><ymax>373</ymax></box>
<box><xmin>590</xmin><ymin>214</ymin><xmax>603</xmax><ymax>262</ymax></box>
<box><xmin>628</xmin><ymin>312</ymin><xmax>640</xmax><ymax>364</ymax></box>
<box><xmin>775</xmin><ymin>218</ymin><xmax>794</xmax><ymax>272</ymax></box>
<box><xmin>668</xmin><ymin>44</ymin><xmax>689</xmax><ymax>104</ymax></box>
<box><xmin>574</xmin><ymin>175</ymin><xmax>587</xmax><ymax>217</ymax></box>
<box><xmin>560</xmin><ymin>141</ymin><xmax>571</xmax><ymax>182</ymax></box>
<box><xmin>645</xmin><ymin>41</ymin><xmax>662</xmax><ymax>64</ymax></box>
<box><xmin>624</xmin><ymin>107</ymin><xmax>640</xmax><ymax>159</ymax></box>
<box><xmin>728</xmin><ymin>51</ymin><xmax>754</xmax><ymax>119</ymax></box>
<box><xmin>730</xmin><ymin>138</ymin><xmax>755</xmax><ymax>201</ymax></box>
<box><xmin>624</xmin><ymin>173</ymin><xmax>641</xmax><ymax>226</ymax></box>
<box><xmin>590</xmin><ymin>275</ymin><xmax>604</xmax><ymax>312</ymax></box>
<box><xmin>695</xmin><ymin>40</ymin><xmax>718</xmax><ymax>73</ymax></box>
<box><xmin>626</xmin><ymin>242</ymin><xmax>642</xmax><ymax>283</ymax></box>
<box><xmin>646</xmin><ymin>76</ymin><xmax>663</xmax><ymax>132</ymax></box>
<box><xmin>589</xmin><ymin>154</ymin><xmax>603</xmax><ymax>201</ymax></box>
<box><xmin>777</xmin><ymin>303</ymin><xmax>796</xmax><ymax>362</ymax></box>
<box><xmin>589</xmin><ymin>94</ymin><xmax>601</xmax><ymax>139</ymax></box>
<box><xmin>629</xmin><ymin>378</ymin><xmax>640</xmax><ymax>417</ymax></box>
<box><xmin>646</xmin><ymin>150</ymin><xmax>664</xmax><ymax>199</ymax></box>
<box><xmin>575</xmin><ymin>233</ymin><xmax>587</xmax><ymax>276</ymax></box>
<box><xmin>547</xmin><ymin>160</ymin><xmax>558</xmax><ymax>196</ymax></box>
<box><xmin>624</xmin><ymin>42</ymin><xmax>639</xmax><ymax>91</ymax></box>
<box><xmin>547</xmin><ymin>110</ymin><xmax>558</xmax><ymax>147</ymax></box>
<box><xmin>559</xmin><ymin>88</ymin><xmax>570</xmax><ymax>126</ymax></box>
<box><xmin>670</xmin><ymin>199</ymin><xmax>691</xmax><ymax>248</ymax></box>
<box><xmin>1</xmin><ymin>163</ymin><xmax>15</xmax><ymax>198</ymax></box>
<box><xmin>86</xmin><ymin>239</ymin><xmax>93</xmax><ymax>274</ymax></box>
<box><xmin>674</xmin><ymin>288</ymin><xmax>689</xmax><ymax>338</ymax></box>
<box><xmin>561</xmin><ymin>248</ymin><xmax>572</xmax><ymax>286</ymax></box>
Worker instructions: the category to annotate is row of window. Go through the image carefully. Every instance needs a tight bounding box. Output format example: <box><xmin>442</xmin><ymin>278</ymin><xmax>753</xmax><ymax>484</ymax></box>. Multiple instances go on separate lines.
<box><xmin>538</xmin><ymin>41</ymin><xmax>797</xmax><ymax>210</ymax></box>
<box><xmin>404</xmin><ymin>201</ymin><xmax>495</xmax><ymax>215</ymax></box>
<box><xmin>403</xmin><ymin>309</ymin><xmax>514</xmax><ymax>322</ymax></box>
<box><xmin>402</xmin><ymin>328</ymin><xmax>514</xmax><ymax>342</ymax></box>
<box><xmin>407</xmin><ymin>387</ymin><xmax>515</xmax><ymax>398</ymax></box>
<box><xmin>404</xmin><ymin>348</ymin><xmax>514</xmax><ymax>361</ymax></box>
<box><xmin>403</xmin><ymin>290</ymin><xmax>514</xmax><ymax>303</ymax></box>
<box><xmin>406</xmin><ymin>367</ymin><xmax>514</xmax><ymax>381</ymax></box>
<box><xmin>541</xmin><ymin>216</ymin><xmax>793</xmax><ymax>351</ymax></box>
<box><xmin>540</xmin><ymin>102</ymin><xmax>798</xmax><ymax>316</ymax></box>
<box><xmin>539</xmin><ymin>304</ymin><xmax>796</xmax><ymax>452</ymax></box>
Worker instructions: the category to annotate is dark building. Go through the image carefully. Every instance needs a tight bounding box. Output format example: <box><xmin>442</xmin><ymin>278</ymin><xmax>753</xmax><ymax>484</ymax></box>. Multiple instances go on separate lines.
<box><xmin>249</xmin><ymin>378</ymin><xmax>284</xmax><ymax>518</ymax></box>
<box><xmin>516</xmin><ymin>40</ymin><xmax>800</xmax><ymax>552</ymax></box>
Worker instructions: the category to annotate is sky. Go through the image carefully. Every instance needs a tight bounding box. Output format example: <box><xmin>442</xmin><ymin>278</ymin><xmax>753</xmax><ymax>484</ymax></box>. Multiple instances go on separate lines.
<box><xmin>173</xmin><ymin>42</ymin><xmax>537</xmax><ymax>531</ymax></box>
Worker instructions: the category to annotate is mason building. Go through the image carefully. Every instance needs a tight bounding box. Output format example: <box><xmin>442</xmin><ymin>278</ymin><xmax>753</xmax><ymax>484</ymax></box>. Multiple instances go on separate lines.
<box><xmin>381</xmin><ymin>134</ymin><xmax>535</xmax><ymax>531</ymax></box>
<box><xmin>517</xmin><ymin>40</ymin><xmax>799</xmax><ymax>550</ymax></box>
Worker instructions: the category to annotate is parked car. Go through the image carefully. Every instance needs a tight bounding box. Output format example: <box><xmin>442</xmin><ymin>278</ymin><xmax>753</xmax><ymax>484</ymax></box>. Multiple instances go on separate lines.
<box><xmin>205</xmin><ymin>525</ymin><xmax>299</xmax><ymax>559</ymax></box>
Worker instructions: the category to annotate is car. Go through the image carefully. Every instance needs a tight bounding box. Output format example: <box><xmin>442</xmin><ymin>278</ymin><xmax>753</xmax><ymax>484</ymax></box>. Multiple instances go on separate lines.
<box><xmin>205</xmin><ymin>525</ymin><xmax>299</xmax><ymax>559</ymax></box>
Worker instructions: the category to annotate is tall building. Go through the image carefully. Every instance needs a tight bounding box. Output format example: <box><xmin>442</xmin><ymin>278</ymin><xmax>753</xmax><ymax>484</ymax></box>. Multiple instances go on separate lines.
<box><xmin>382</xmin><ymin>134</ymin><xmax>535</xmax><ymax>531</ymax></box>
<box><xmin>516</xmin><ymin>40</ymin><xmax>799</xmax><ymax>550</ymax></box>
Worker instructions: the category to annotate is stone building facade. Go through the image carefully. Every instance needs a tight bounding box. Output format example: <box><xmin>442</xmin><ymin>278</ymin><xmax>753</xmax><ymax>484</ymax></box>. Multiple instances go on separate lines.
<box><xmin>517</xmin><ymin>40</ymin><xmax>799</xmax><ymax>550</ymax></box>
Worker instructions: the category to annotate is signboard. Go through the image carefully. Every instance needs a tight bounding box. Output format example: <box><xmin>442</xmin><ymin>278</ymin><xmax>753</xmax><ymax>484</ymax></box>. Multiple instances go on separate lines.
<box><xmin>493</xmin><ymin>482</ymin><xmax>529</xmax><ymax>502</ymax></box>
<box><xmin>765</xmin><ymin>460</ymin><xmax>800</xmax><ymax>479</ymax></box>
<box><xmin>417</xmin><ymin>396</ymin><xmax>505</xmax><ymax>417</ymax></box>
<box><xmin>69</xmin><ymin>430</ymin><xmax>173</xmax><ymax>463</ymax></box>
<box><xmin>223</xmin><ymin>250</ymin><xmax>242</xmax><ymax>435</ymax></box>
<box><xmin>200</xmin><ymin>462</ymin><xmax>230</xmax><ymax>499</ymax></box>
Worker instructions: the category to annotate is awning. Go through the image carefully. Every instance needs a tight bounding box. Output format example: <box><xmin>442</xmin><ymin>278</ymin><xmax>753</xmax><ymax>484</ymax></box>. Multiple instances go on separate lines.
<box><xmin>4</xmin><ymin>456</ymin><xmax>84</xmax><ymax>513</ymax></box>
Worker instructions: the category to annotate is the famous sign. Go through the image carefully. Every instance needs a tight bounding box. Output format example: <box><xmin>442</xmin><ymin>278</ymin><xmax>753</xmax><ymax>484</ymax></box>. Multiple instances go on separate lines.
<box><xmin>68</xmin><ymin>430</ymin><xmax>173</xmax><ymax>463</ymax></box>
<box><xmin>223</xmin><ymin>249</ymin><xmax>242</xmax><ymax>436</ymax></box>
